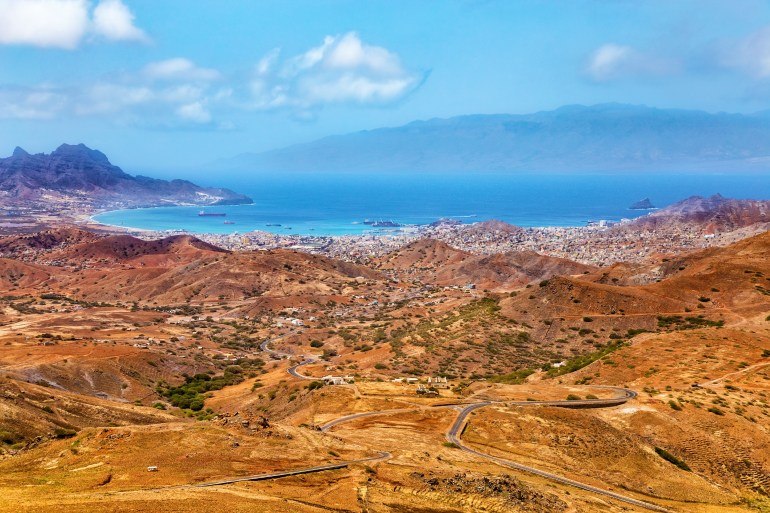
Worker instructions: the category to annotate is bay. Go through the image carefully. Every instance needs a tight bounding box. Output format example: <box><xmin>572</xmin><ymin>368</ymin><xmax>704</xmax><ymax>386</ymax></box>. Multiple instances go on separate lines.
<box><xmin>92</xmin><ymin>172</ymin><xmax>770</xmax><ymax>236</ymax></box>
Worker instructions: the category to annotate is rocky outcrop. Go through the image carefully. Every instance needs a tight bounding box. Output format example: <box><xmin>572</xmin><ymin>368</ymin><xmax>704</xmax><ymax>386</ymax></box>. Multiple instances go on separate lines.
<box><xmin>629</xmin><ymin>197</ymin><xmax>656</xmax><ymax>210</ymax></box>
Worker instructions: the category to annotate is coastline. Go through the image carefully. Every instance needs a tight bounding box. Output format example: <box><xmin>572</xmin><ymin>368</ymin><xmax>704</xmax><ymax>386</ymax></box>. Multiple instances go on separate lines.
<box><xmin>89</xmin><ymin>202</ymin><xmax>625</xmax><ymax>239</ymax></box>
<box><xmin>4</xmin><ymin>195</ymin><xmax>768</xmax><ymax>270</ymax></box>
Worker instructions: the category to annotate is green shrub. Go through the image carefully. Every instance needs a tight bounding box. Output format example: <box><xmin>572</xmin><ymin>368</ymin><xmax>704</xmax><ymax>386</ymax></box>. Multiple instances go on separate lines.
<box><xmin>0</xmin><ymin>431</ymin><xmax>17</xmax><ymax>444</ymax></box>
<box><xmin>53</xmin><ymin>428</ymin><xmax>77</xmax><ymax>439</ymax></box>
<box><xmin>489</xmin><ymin>368</ymin><xmax>535</xmax><ymax>384</ymax></box>
<box><xmin>157</xmin><ymin>371</ymin><xmax>244</xmax><ymax>412</ymax></box>
<box><xmin>655</xmin><ymin>447</ymin><xmax>691</xmax><ymax>471</ymax></box>
<box><xmin>306</xmin><ymin>381</ymin><xmax>324</xmax><ymax>391</ymax></box>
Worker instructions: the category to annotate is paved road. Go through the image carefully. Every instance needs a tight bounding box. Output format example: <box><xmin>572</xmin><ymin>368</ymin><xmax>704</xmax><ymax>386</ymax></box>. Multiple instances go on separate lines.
<box><xmin>323</xmin><ymin>387</ymin><xmax>669</xmax><ymax>513</ymax></box>
<box><xmin>445</xmin><ymin>398</ymin><xmax>670</xmax><ymax>513</ymax></box>
<box><xmin>287</xmin><ymin>359</ymin><xmax>316</xmax><ymax>380</ymax></box>
<box><xmin>320</xmin><ymin>407</ymin><xmax>419</xmax><ymax>432</ymax></box>
<box><xmin>321</xmin><ymin>387</ymin><xmax>638</xmax><ymax>432</ymax></box>
<box><xmin>260</xmin><ymin>330</ymin><xmax>318</xmax><ymax>380</ymax></box>
<box><xmin>266</xmin><ymin>335</ymin><xmax>666</xmax><ymax>511</ymax></box>
<box><xmin>259</xmin><ymin>330</ymin><xmax>302</xmax><ymax>358</ymax></box>
<box><xmin>195</xmin><ymin>451</ymin><xmax>390</xmax><ymax>488</ymax></box>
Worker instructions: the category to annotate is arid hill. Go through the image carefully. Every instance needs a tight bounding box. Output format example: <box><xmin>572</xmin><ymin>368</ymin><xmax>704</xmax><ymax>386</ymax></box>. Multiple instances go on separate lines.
<box><xmin>0</xmin><ymin>227</ymin><xmax>100</xmax><ymax>258</ymax></box>
<box><xmin>0</xmin><ymin>226</ymin><xmax>769</xmax><ymax>512</ymax></box>
<box><xmin>375</xmin><ymin>238</ymin><xmax>594</xmax><ymax>290</ymax></box>
<box><xmin>628</xmin><ymin>193</ymin><xmax>770</xmax><ymax>233</ymax></box>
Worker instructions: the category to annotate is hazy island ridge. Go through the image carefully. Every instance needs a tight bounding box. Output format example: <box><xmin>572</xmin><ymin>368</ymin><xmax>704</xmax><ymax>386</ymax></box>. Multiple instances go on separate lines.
<box><xmin>210</xmin><ymin>103</ymin><xmax>770</xmax><ymax>174</ymax></box>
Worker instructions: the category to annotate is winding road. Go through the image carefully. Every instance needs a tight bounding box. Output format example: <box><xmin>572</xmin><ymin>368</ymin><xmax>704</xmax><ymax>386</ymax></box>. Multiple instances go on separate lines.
<box><xmin>261</xmin><ymin>331</ymin><xmax>669</xmax><ymax>512</ymax></box>
<box><xmin>445</xmin><ymin>401</ymin><xmax>670</xmax><ymax>513</ymax></box>
<box><xmin>320</xmin><ymin>388</ymin><xmax>669</xmax><ymax>513</ymax></box>
<box><xmin>260</xmin><ymin>330</ymin><xmax>318</xmax><ymax>380</ymax></box>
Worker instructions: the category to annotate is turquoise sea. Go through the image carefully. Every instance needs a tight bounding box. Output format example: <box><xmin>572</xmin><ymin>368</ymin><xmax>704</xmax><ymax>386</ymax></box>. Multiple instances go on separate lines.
<box><xmin>93</xmin><ymin>172</ymin><xmax>770</xmax><ymax>236</ymax></box>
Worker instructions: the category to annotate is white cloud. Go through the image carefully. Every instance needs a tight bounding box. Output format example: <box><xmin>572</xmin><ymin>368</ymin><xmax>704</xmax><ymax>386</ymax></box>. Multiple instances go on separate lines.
<box><xmin>75</xmin><ymin>83</ymin><xmax>154</xmax><ymax>115</ymax></box>
<box><xmin>325</xmin><ymin>32</ymin><xmax>402</xmax><ymax>75</ymax></box>
<box><xmin>586</xmin><ymin>44</ymin><xmax>632</xmax><ymax>81</ymax></box>
<box><xmin>257</xmin><ymin>49</ymin><xmax>280</xmax><ymax>76</ymax></box>
<box><xmin>715</xmin><ymin>25</ymin><xmax>770</xmax><ymax>78</ymax></box>
<box><xmin>0</xmin><ymin>0</ymin><xmax>89</xmax><ymax>49</ymax></box>
<box><xmin>144</xmin><ymin>58</ymin><xmax>221</xmax><ymax>82</ymax></box>
<box><xmin>0</xmin><ymin>0</ymin><xmax>148</xmax><ymax>49</ymax></box>
<box><xmin>1</xmin><ymin>58</ymin><xmax>219</xmax><ymax>126</ymax></box>
<box><xmin>252</xmin><ymin>32</ymin><xmax>421</xmax><ymax>110</ymax></box>
<box><xmin>92</xmin><ymin>0</ymin><xmax>148</xmax><ymax>42</ymax></box>
<box><xmin>0</xmin><ymin>32</ymin><xmax>422</xmax><ymax>126</ymax></box>
<box><xmin>300</xmin><ymin>74</ymin><xmax>415</xmax><ymax>103</ymax></box>
<box><xmin>585</xmin><ymin>43</ymin><xmax>678</xmax><ymax>82</ymax></box>
<box><xmin>0</xmin><ymin>86</ymin><xmax>68</xmax><ymax>119</ymax></box>
<box><xmin>176</xmin><ymin>102</ymin><xmax>211</xmax><ymax>124</ymax></box>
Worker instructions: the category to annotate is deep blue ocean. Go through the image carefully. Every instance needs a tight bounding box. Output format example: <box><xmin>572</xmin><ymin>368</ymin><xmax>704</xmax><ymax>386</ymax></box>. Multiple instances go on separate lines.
<box><xmin>92</xmin><ymin>172</ymin><xmax>770</xmax><ymax>236</ymax></box>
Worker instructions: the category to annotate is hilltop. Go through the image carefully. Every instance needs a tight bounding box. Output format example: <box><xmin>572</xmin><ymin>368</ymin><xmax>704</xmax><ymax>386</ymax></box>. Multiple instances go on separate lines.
<box><xmin>212</xmin><ymin>104</ymin><xmax>770</xmax><ymax>172</ymax></box>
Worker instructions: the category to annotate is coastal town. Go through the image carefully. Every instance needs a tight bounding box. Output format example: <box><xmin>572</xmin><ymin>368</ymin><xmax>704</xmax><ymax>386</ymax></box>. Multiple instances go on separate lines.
<box><xmin>65</xmin><ymin>211</ymin><xmax>764</xmax><ymax>267</ymax></box>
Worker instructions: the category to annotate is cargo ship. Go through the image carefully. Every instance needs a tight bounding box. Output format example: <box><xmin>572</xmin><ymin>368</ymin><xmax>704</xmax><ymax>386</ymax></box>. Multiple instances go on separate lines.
<box><xmin>198</xmin><ymin>211</ymin><xmax>226</xmax><ymax>217</ymax></box>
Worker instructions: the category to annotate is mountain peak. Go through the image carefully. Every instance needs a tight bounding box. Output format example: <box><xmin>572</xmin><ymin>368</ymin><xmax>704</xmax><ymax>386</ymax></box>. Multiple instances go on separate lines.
<box><xmin>0</xmin><ymin>144</ymin><xmax>253</xmax><ymax>207</ymax></box>
<box><xmin>52</xmin><ymin>143</ymin><xmax>111</xmax><ymax>164</ymax></box>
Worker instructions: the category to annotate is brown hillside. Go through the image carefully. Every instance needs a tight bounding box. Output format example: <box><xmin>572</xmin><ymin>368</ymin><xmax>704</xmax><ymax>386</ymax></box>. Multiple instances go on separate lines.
<box><xmin>0</xmin><ymin>378</ymin><xmax>178</xmax><ymax>443</ymax></box>
<box><xmin>629</xmin><ymin>194</ymin><xmax>770</xmax><ymax>232</ymax></box>
<box><xmin>44</xmin><ymin>248</ymin><xmax>382</xmax><ymax>304</ymax></box>
<box><xmin>373</xmin><ymin>238</ymin><xmax>472</xmax><ymax>270</ymax></box>
<box><xmin>377</xmin><ymin>239</ymin><xmax>595</xmax><ymax>291</ymax></box>
<box><xmin>0</xmin><ymin>227</ymin><xmax>99</xmax><ymax>258</ymax></box>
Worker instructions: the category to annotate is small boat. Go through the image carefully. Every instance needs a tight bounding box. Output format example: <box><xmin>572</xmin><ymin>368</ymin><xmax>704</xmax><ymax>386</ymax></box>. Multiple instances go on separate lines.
<box><xmin>223</xmin><ymin>220</ymin><xmax>235</xmax><ymax>225</ymax></box>
<box><xmin>198</xmin><ymin>211</ymin><xmax>226</xmax><ymax>217</ymax></box>
<box><xmin>265</xmin><ymin>223</ymin><xmax>281</xmax><ymax>227</ymax></box>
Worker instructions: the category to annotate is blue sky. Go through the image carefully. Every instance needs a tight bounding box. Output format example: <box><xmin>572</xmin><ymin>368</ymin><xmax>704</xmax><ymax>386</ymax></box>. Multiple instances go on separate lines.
<box><xmin>2</xmin><ymin>0</ymin><xmax>770</xmax><ymax>174</ymax></box>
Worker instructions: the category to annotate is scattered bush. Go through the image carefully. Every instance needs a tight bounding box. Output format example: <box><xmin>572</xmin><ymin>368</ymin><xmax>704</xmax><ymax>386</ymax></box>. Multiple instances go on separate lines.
<box><xmin>53</xmin><ymin>428</ymin><xmax>77</xmax><ymax>439</ymax></box>
<box><xmin>306</xmin><ymin>381</ymin><xmax>324</xmax><ymax>391</ymax></box>
<box><xmin>655</xmin><ymin>447</ymin><xmax>691</xmax><ymax>471</ymax></box>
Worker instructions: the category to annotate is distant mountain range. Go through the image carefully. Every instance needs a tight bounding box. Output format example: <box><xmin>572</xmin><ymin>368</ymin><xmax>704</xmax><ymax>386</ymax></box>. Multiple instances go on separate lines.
<box><xmin>1</xmin><ymin>144</ymin><xmax>252</xmax><ymax>208</ymax></box>
<box><xmin>212</xmin><ymin>103</ymin><xmax>770</xmax><ymax>173</ymax></box>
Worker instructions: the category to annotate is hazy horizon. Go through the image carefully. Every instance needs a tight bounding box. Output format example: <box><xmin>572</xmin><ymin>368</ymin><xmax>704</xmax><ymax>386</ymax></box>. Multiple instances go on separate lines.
<box><xmin>3</xmin><ymin>1</ymin><xmax>770</xmax><ymax>173</ymax></box>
